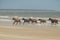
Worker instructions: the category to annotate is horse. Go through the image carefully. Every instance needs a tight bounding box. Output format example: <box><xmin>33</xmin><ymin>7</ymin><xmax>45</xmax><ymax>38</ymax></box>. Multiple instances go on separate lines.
<box><xmin>12</xmin><ymin>17</ymin><xmax>21</xmax><ymax>25</ymax></box>
<box><xmin>38</xmin><ymin>19</ymin><xmax>46</xmax><ymax>23</ymax></box>
<box><xmin>22</xmin><ymin>18</ymin><xmax>30</xmax><ymax>24</ymax></box>
<box><xmin>29</xmin><ymin>18</ymin><xmax>37</xmax><ymax>23</ymax></box>
<box><xmin>48</xmin><ymin>18</ymin><xmax>58</xmax><ymax>24</ymax></box>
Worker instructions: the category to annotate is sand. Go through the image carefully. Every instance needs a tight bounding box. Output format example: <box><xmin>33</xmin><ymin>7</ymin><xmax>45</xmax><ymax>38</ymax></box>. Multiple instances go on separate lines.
<box><xmin>0</xmin><ymin>24</ymin><xmax>60</xmax><ymax>40</ymax></box>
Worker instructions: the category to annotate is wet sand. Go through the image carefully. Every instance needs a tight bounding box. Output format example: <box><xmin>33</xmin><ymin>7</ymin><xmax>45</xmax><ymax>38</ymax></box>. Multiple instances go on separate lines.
<box><xmin>0</xmin><ymin>24</ymin><xmax>60</xmax><ymax>40</ymax></box>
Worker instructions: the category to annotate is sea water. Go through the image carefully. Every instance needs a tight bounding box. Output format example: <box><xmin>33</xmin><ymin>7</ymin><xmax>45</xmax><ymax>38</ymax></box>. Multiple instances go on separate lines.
<box><xmin>0</xmin><ymin>9</ymin><xmax>60</xmax><ymax>27</ymax></box>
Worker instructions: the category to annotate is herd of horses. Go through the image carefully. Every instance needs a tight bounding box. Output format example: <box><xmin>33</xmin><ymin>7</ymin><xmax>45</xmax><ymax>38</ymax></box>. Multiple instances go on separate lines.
<box><xmin>12</xmin><ymin>17</ymin><xmax>59</xmax><ymax>25</ymax></box>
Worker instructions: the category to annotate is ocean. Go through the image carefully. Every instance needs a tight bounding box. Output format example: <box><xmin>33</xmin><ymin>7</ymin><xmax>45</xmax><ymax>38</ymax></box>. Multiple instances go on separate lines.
<box><xmin>0</xmin><ymin>11</ymin><xmax>60</xmax><ymax>18</ymax></box>
<box><xmin>0</xmin><ymin>9</ymin><xmax>60</xmax><ymax>26</ymax></box>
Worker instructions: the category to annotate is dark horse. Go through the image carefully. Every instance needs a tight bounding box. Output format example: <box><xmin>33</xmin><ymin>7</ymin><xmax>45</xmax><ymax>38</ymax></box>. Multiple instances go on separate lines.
<box><xmin>22</xmin><ymin>18</ymin><xmax>30</xmax><ymax>24</ymax></box>
<box><xmin>48</xmin><ymin>18</ymin><xmax>58</xmax><ymax>24</ymax></box>
<box><xmin>38</xmin><ymin>19</ymin><xmax>46</xmax><ymax>23</ymax></box>
<box><xmin>22</xmin><ymin>18</ymin><xmax>37</xmax><ymax>24</ymax></box>
<box><xmin>12</xmin><ymin>17</ymin><xmax>21</xmax><ymax>25</ymax></box>
<box><xmin>29</xmin><ymin>18</ymin><xmax>37</xmax><ymax>23</ymax></box>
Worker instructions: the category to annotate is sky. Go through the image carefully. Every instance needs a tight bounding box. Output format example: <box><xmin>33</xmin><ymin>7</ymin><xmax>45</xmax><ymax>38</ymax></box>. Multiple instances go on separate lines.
<box><xmin>0</xmin><ymin>0</ymin><xmax>60</xmax><ymax>11</ymax></box>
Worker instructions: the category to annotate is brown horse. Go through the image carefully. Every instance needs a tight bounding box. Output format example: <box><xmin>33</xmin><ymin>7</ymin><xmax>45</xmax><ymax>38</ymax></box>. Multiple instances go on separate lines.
<box><xmin>48</xmin><ymin>18</ymin><xmax>58</xmax><ymax>24</ymax></box>
<box><xmin>38</xmin><ymin>19</ymin><xmax>46</xmax><ymax>23</ymax></box>
<box><xmin>22</xmin><ymin>18</ymin><xmax>30</xmax><ymax>24</ymax></box>
<box><xmin>12</xmin><ymin>17</ymin><xmax>21</xmax><ymax>25</ymax></box>
<box><xmin>29</xmin><ymin>18</ymin><xmax>37</xmax><ymax>23</ymax></box>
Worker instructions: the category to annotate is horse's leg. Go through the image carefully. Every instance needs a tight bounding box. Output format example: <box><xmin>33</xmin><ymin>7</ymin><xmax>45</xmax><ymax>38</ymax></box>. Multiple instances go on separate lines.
<box><xmin>16</xmin><ymin>22</ymin><xmax>18</xmax><ymax>25</ymax></box>
<box><xmin>28</xmin><ymin>21</ymin><xmax>30</xmax><ymax>24</ymax></box>
<box><xmin>55</xmin><ymin>23</ymin><xmax>57</xmax><ymax>25</ymax></box>
<box><xmin>19</xmin><ymin>21</ymin><xmax>21</xmax><ymax>25</ymax></box>
<box><xmin>51</xmin><ymin>21</ymin><xmax>54</xmax><ymax>25</ymax></box>
<box><xmin>23</xmin><ymin>21</ymin><xmax>25</xmax><ymax>25</ymax></box>
<box><xmin>32</xmin><ymin>21</ymin><xmax>34</xmax><ymax>24</ymax></box>
<box><xmin>13</xmin><ymin>21</ymin><xmax>15</xmax><ymax>25</ymax></box>
<box><xmin>54</xmin><ymin>22</ymin><xmax>58</xmax><ymax>25</ymax></box>
<box><xmin>35</xmin><ymin>21</ymin><xmax>37</xmax><ymax>24</ymax></box>
<box><xmin>40</xmin><ymin>21</ymin><xmax>42</xmax><ymax>24</ymax></box>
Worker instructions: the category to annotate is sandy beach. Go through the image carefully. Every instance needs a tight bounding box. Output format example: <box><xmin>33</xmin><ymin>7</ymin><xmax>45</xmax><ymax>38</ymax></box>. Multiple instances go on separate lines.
<box><xmin>0</xmin><ymin>24</ymin><xmax>60</xmax><ymax>40</ymax></box>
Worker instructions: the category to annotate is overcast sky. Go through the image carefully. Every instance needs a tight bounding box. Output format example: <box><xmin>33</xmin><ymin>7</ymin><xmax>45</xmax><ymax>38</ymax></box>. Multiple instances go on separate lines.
<box><xmin>0</xmin><ymin>0</ymin><xmax>60</xmax><ymax>11</ymax></box>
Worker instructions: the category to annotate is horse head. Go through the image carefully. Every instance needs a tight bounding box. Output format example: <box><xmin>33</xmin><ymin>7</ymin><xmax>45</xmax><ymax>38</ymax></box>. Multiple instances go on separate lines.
<box><xmin>22</xmin><ymin>18</ymin><xmax>25</xmax><ymax>20</ymax></box>
<box><xmin>48</xmin><ymin>18</ymin><xmax>52</xmax><ymax>20</ymax></box>
<box><xmin>38</xmin><ymin>19</ymin><xmax>42</xmax><ymax>21</ymax></box>
<box><xmin>12</xmin><ymin>18</ymin><xmax>15</xmax><ymax>20</ymax></box>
